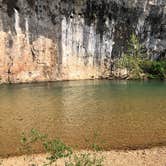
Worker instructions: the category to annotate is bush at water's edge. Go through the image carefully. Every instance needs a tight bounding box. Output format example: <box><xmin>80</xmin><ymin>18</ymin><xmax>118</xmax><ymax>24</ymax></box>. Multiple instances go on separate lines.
<box><xmin>110</xmin><ymin>34</ymin><xmax>166</xmax><ymax>80</ymax></box>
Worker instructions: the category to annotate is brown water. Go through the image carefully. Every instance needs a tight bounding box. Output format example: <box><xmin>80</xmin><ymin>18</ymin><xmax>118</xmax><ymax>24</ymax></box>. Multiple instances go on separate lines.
<box><xmin>0</xmin><ymin>80</ymin><xmax>166</xmax><ymax>156</ymax></box>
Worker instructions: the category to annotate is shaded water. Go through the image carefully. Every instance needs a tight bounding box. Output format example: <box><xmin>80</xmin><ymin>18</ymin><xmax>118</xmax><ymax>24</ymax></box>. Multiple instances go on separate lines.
<box><xmin>0</xmin><ymin>80</ymin><xmax>166</xmax><ymax>156</ymax></box>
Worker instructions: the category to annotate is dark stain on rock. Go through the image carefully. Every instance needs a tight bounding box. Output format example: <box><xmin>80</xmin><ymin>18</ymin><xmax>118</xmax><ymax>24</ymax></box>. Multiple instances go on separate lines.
<box><xmin>7</xmin><ymin>35</ymin><xmax>13</xmax><ymax>48</ymax></box>
<box><xmin>148</xmin><ymin>5</ymin><xmax>164</xmax><ymax>37</ymax></box>
<box><xmin>0</xmin><ymin>0</ymin><xmax>166</xmax><ymax>63</ymax></box>
<box><xmin>2</xmin><ymin>0</ymin><xmax>18</xmax><ymax>17</ymax></box>
<box><xmin>26</xmin><ymin>0</ymin><xmax>35</xmax><ymax>8</ymax></box>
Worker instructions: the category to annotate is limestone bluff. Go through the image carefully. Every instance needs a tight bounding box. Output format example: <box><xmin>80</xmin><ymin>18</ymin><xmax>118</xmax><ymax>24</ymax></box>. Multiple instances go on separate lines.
<box><xmin>0</xmin><ymin>0</ymin><xmax>165</xmax><ymax>83</ymax></box>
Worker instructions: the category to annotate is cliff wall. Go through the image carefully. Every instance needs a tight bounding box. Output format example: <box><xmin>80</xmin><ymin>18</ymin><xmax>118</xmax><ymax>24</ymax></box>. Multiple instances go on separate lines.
<box><xmin>0</xmin><ymin>0</ymin><xmax>165</xmax><ymax>83</ymax></box>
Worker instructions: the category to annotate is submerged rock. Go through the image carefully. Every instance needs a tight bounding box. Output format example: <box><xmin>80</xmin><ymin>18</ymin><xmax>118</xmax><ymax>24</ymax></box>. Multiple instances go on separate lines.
<box><xmin>0</xmin><ymin>0</ymin><xmax>165</xmax><ymax>83</ymax></box>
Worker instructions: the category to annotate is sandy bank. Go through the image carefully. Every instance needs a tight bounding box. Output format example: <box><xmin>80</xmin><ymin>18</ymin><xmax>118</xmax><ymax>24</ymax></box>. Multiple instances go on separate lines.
<box><xmin>0</xmin><ymin>146</ymin><xmax>166</xmax><ymax>166</ymax></box>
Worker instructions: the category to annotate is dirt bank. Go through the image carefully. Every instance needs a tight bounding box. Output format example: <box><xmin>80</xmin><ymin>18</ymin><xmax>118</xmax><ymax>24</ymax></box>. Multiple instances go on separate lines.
<box><xmin>0</xmin><ymin>146</ymin><xmax>166</xmax><ymax>166</ymax></box>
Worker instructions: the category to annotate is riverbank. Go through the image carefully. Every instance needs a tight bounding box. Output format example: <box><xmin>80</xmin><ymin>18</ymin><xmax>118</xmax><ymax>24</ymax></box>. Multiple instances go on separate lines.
<box><xmin>1</xmin><ymin>146</ymin><xmax>166</xmax><ymax>166</ymax></box>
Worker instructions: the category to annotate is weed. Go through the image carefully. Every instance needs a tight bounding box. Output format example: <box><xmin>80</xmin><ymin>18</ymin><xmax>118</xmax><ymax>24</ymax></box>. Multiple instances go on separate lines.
<box><xmin>20</xmin><ymin>129</ymin><xmax>72</xmax><ymax>166</ymax></box>
<box><xmin>43</xmin><ymin>139</ymin><xmax>72</xmax><ymax>165</ymax></box>
<box><xmin>65</xmin><ymin>153</ymin><xmax>104</xmax><ymax>166</ymax></box>
<box><xmin>20</xmin><ymin>129</ymin><xmax>47</xmax><ymax>153</ymax></box>
<box><xmin>84</xmin><ymin>131</ymin><xmax>104</xmax><ymax>152</ymax></box>
<box><xmin>20</xmin><ymin>129</ymin><xmax>105</xmax><ymax>166</ymax></box>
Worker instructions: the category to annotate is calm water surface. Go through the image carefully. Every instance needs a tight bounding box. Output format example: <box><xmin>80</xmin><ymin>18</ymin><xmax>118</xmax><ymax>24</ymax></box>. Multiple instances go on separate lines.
<box><xmin>0</xmin><ymin>80</ymin><xmax>166</xmax><ymax>156</ymax></box>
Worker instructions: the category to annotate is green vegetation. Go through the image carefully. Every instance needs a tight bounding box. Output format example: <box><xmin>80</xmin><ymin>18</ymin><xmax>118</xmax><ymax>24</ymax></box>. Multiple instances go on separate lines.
<box><xmin>21</xmin><ymin>129</ymin><xmax>72</xmax><ymax>165</ymax></box>
<box><xmin>84</xmin><ymin>132</ymin><xmax>104</xmax><ymax>152</ymax></box>
<box><xmin>141</xmin><ymin>60</ymin><xmax>166</xmax><ymax>79</ymax></box>
<box><xmin>115</xmin><ymin>33</ymin><xmax>166</xmax><ymax>80</ymax></box>
<box><xmin>116</xmin><ymin>54</ymin><xmax>143</xmax><ymax>79</ymax></box>
<box><xmin>20</xmin><ymin>129</ymin><xmax>105</xmax><ymax>166</ymax></box>
<box><xmin>65</xmin><ymin>153</ymin><xmax>104</xmax><ymax>166</ymax></box>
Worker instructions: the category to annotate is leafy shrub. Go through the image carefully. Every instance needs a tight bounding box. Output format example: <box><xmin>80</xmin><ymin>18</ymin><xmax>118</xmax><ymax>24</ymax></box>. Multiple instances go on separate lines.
<box><xmin>115</xmin><ymin>33</ymin><xmax>146</xmax><ymax>79</ymax></box>
<box><xmin>116</xmin><ymin>54</ymin><xmax>142</xmax><ymax>79</ymax></box>
<box><xmin>65</xmin><ymin>153</ymin><xmax>104</xmax><ymax>166</ymax></box>
<box><xmin>141</xmin><ymin>61</ymin><xmax>166</xmax><ymax>79</ymax></box>
<box><xmin>20</xmin><ymin>129</ymin><xmax>105</xmax><ymax>166</ymax></box>
<box><xmin>43</xmin><ymin>139</ymin><xmax>73</xmax><ymax>165</ymax></box>
<box><xmin>20</xmin><ymin>128</ymin><xmax>47</xmax><ymax>153</ymax></box>
<box><xmin>21</xmin><ymin>129</ymin><xmax>72</xmax><ymax>165</ymax></box>
<box><xmin>115</xmin><ymin>33</ymin><xmax>166</xmax><ymax>80</ymax></box>
<box><xmin>84</xmin><ymin>132</ymin><xmax>104</xmax><ymax>152</ymax></box>
<box><xmin>127</xmin><ymin>33</ymin><xmax>144</xmax><ymax>58</ymax></box>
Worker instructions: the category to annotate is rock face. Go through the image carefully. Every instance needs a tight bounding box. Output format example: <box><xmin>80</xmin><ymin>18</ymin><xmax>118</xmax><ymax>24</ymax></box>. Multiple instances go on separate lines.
<box><xmin>0</xmin><ymin>0</ymin><xmax>165</xmax><ymax>83</ymax></box>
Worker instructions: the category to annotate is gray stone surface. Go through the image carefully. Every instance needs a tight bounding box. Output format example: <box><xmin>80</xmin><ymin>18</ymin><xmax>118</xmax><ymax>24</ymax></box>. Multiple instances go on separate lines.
<box><xmin>0</xmin><ymin>0</ymin><xmax>165</xmax><ymax>83</ymax></box>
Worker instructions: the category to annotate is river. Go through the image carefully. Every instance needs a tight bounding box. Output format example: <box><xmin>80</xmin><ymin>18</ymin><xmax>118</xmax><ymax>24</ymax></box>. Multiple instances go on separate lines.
<box><xmin>0</xmin><ymin>80</ymin><xmax>166</xmax><ymax>156</ymax></box>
